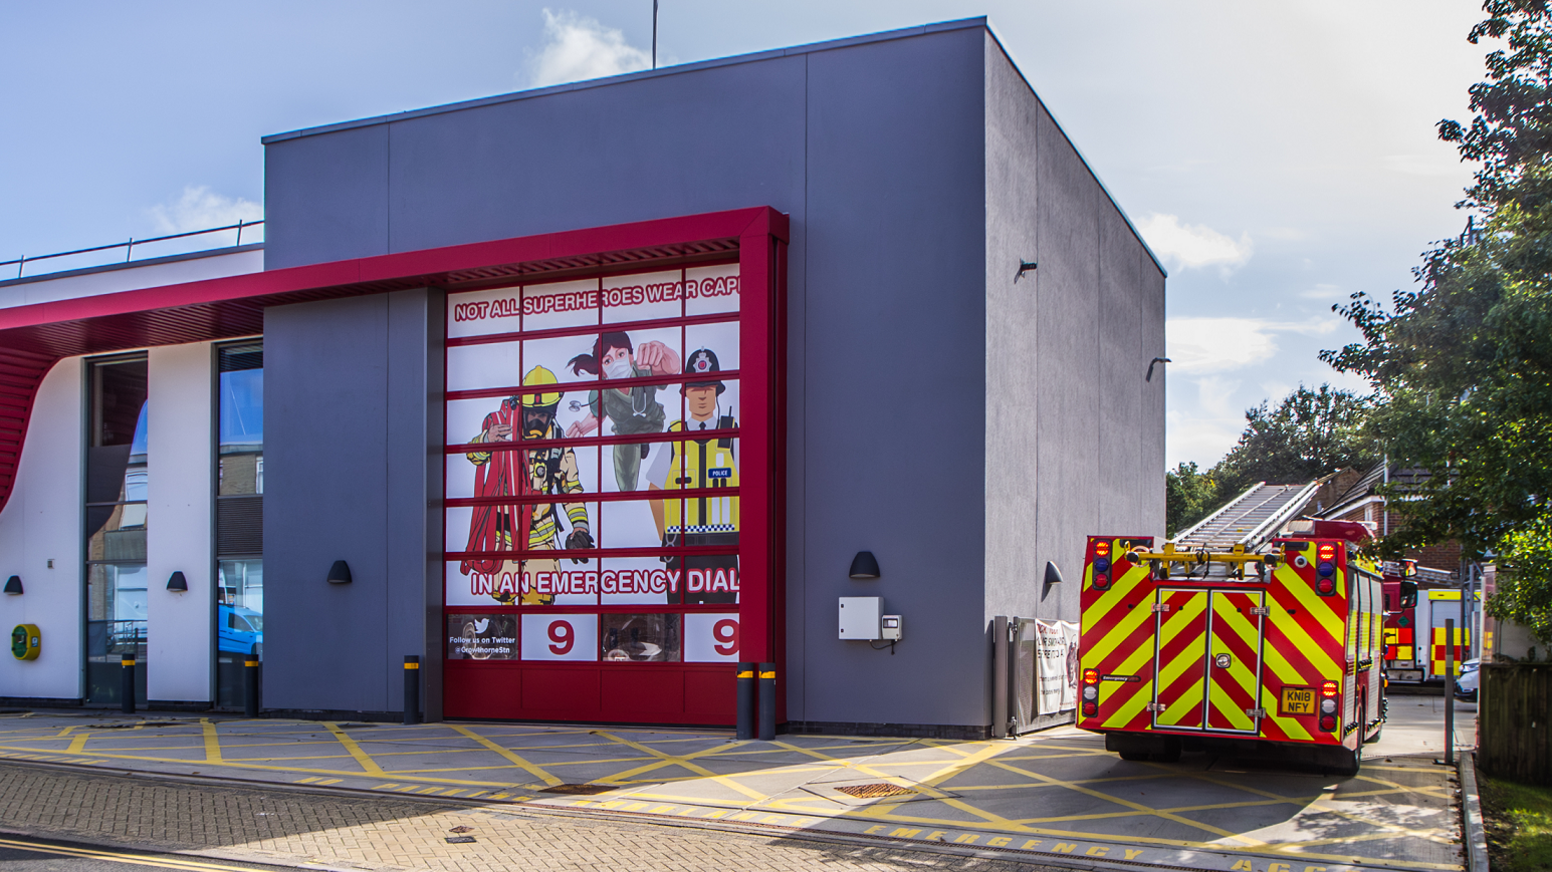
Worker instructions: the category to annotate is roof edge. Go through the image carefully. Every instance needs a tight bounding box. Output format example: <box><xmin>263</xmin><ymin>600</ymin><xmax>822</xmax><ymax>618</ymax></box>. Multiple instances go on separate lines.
<box><xmin>0</xmin><ymin>244</ymin><xmax>265</xmax><ymax>291</ymax></box>
<box><xmin>261</xmin><ymin>17</ymin><xmax>989</xmax><ymax>144</ymax></box>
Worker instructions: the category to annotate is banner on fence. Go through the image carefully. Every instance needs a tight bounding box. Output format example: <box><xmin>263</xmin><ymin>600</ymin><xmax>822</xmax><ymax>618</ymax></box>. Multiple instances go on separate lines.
<box><xmin>1036</xmin><ymin>620</ymin><xmax>1077</xmax><ymax>715</ymax></box>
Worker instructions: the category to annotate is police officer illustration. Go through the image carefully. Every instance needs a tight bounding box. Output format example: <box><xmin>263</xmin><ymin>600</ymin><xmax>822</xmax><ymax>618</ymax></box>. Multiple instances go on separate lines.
<box><xmin>646</xmin><ymin>348</ymin><xmax>738</xmax><ymax>605</ymax></box>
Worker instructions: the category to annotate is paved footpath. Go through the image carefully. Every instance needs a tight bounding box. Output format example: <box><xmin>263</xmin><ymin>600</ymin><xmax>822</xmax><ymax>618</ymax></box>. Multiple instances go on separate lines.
<box><xmin>0</xmin><ymin>760</ymin><xmax>1071</xmax><ymax>872</ymax></box>
<box><xmin>0</xmin><ymin>702</ymin><xmax>1472</xmax><ymax>872</ymax></box>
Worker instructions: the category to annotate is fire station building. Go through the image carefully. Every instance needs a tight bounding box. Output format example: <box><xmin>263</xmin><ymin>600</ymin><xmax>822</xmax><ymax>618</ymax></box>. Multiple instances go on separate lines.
<box><xmin>0</xmin><ymin>18</ymin><xmax>1165</xmax><ymax>737</ymax></box>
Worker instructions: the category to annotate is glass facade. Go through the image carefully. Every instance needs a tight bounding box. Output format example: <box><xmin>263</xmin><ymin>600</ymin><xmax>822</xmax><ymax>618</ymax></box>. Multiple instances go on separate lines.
<box><xmin>215</xmin><ymin>343</ymin><xmax>263</xmax><ymax>708</ymax></box>
<box><xmin>84</xmin><ymin>357</ymin><xmax>149</xmax><ymax>706</ymax></box>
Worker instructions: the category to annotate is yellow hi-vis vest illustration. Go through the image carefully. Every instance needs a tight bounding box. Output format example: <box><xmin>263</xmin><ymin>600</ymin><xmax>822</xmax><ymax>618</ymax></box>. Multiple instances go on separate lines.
<box><xmin>663</xmin><ymin>419</ymin><xmax>738</xmax><ymax>534</ymax></box>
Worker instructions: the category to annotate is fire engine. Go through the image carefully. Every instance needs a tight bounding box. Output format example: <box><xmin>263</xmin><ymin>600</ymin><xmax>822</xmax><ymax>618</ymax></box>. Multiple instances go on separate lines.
<box><xmin>1078</xmin><ymin>484</ymin><xmax>1386</xmax><ymax>776</ymax></box>
<box><xmin>1381</xmin><ymin>562</ymin><xmax>1475</xmax><ymax>684</ymax></box>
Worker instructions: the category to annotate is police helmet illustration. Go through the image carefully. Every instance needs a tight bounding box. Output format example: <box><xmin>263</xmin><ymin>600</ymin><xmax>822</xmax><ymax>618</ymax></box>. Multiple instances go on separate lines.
<box><xmin>684</xmin><ymin>348</ymin><xmax>726</xmax><ymax>394</ymax></box>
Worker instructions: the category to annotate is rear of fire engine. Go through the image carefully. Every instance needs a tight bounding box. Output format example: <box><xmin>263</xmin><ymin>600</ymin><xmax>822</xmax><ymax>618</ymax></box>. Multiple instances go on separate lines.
<box><xmin>1077</xmin><ymin>509</ymin><xmax>1386</xmax><ymax>776</ymax></box>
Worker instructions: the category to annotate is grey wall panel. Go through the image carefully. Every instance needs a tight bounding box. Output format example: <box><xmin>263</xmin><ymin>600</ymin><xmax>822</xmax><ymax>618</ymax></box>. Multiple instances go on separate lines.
<box><xmin>264</xmin><ymin>291</ymin><xmax>436</xmax><ymax>714</ymax></box>
<box><xmin>1141</xmin><ymin>258</ymin><xmax>1168</xmax><ymax>538</ymax></box>
<box><xmin>800</xmin><ymin>29</ymin><xmax>987</xmax><ymax>727</ymax></box>
<box><xmin>983</xmin><ymin>40</ymin><xmax>1042</xmax><ymax>624</ymax></box>
<box><xmin>383</xmin><ymin>58</ymin><xmax>807</xmax><ymax>253</ymax></box>
<box><xmin>1033</xmin><ymin>101</ymin><xmax>1101</xmax><ymax>625</ymax></box>
<box><xmin>263</xmin><ymin>126</ymin><xmax>389</xmax><ymax>270</ymax></box>
<box><xmin>264</xmin><ymin>295</ymin><xmax>390</xmax><ymax>711</ymax></box>
<box><xmin>1097</xmin><ymin>206</ymin><xmax>1144</xmax><ymax>535</ymax></box>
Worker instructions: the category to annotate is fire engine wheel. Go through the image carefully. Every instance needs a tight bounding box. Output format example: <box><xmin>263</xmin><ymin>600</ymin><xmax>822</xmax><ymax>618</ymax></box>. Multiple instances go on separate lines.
<box><xmin>1151</xmin><ymin>737</ymin><xmax>1182</xmax><ymax>763</ymax></box>
<box><xmin>1117</xmin><ymin>749</ymin><xmax>1150</xmax><ymax>762</ymax></box>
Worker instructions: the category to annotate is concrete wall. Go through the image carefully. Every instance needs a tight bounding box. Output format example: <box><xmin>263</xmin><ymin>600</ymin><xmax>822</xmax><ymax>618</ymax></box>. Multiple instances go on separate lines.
<box><xmin>0</xmin><ymin>358</ymin><xmax>83</xmax><ymax>700</ymax></box>
<box><xmin>263</xmin><ymin>289</ymin><xmax>440</xmax><ymax>715</ymax></box>
<box><xmin>981</xmin><ymin>44</ymin><xmax>1166</xmax><ymax>631</ymax></box>
<box><xmin>146</xmin><ymin>342</ymin><xmax>215</xmax><ymax>702</ymax></box>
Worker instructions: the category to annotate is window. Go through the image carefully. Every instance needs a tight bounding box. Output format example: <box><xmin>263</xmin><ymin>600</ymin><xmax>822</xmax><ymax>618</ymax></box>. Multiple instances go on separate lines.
<box><xmin>215</xmin><ymin>343</ymin><xmax>263</xmax><ymax>708</ymax></box>
<box><xmin>84</xmin><ymin>356</ymin><xmax>149</xmax><ymax>706</ymax></box>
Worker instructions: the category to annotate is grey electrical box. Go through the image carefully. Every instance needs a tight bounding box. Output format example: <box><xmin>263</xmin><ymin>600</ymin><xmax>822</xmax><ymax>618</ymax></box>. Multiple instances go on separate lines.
<box><xmin>839</xmin><ymin>597</ymin><xmax>882</xmax><ymax>640</ymax></box>
<box><xmin>881</xmin><ymin>614</ymin><xmax>902</xmax><ymax>641</ymax></box>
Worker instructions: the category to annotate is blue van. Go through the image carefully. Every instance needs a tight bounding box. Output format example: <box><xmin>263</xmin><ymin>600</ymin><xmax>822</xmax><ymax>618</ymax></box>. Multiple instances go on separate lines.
<box><xmin>219</xmin><ymin>605</ymin><xmax>263</xmax><ymax>656</ymax></box>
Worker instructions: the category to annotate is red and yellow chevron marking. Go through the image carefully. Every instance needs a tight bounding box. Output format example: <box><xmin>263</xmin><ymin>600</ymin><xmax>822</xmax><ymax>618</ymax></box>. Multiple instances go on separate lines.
<box><xmin>1259</xmin><ymin>558</ymin><xmax>1345</xmax><ymax>745</ymax></box>
<box><xmin>1079</xmin><ymin>536</ymin><xmax>1157</xmax><ymax>732</ymax></box>
<box><xmin>1430</xmin><ymin>627</ymin><xmax>1470</xmax><ymax>676</ymax></box>
<box><xmin>1153</xmin><ymin>589</ymin><xmax>1209</xmax><ymax>730</ymax></box>
<box><xmin>1206</xmin><ymin>590</ymin><xmax>1263</xmax><ymax>733</ymax></box>
<box><xmin>1078</xmin><ymin>535</ymin><xmax>1358</xmax><ymax>749</ymax></box>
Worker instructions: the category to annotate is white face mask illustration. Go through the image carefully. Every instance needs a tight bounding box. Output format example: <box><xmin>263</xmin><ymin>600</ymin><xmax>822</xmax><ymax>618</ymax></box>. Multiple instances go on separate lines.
<box><xmin>604</xmin><ymin>356</ymin><xmax>634</xmax><ymax>380</ymax></box>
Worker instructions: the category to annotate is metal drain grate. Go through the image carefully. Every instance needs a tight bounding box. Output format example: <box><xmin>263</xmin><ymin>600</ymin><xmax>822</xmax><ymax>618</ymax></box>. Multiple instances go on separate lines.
<box><xmin>540</xmin><ymin>783</ymin><xmax>615</xmax><ymax>795</ymax></box>
<box><xmin>833</xmin><ymin>782</ymin><xmax>915</xmax><ymax>799</ymax></box>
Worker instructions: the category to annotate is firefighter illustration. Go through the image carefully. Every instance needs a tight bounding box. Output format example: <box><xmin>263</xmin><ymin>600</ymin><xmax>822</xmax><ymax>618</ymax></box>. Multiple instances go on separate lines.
<box><xmin>565</xmin><ymin>331</ymin><xmax>678</xmax><ymax>491</ymax></box>
<box><xmin>647</xmin><ymin>348</ymin><xmax>738</xmax><ymax>605</ymax></box>
<box><xmin>461</xmin><ymin>365</ymin><xmax>593</xmax><ymax>605</ymax></box>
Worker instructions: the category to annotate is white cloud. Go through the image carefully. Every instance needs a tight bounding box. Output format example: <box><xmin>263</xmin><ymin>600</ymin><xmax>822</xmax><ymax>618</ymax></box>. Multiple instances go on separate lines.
<box><xmin>527</xmin><ymin>9</ymin><xmax>651</xmax><ymax>88</ymax></box>
<box><xmin>1298</xmin><ymin>283</ymin><xmax>1344</xmax><ymax>300</ymax></box>
<box><xmin>1384</xmin><ymin>153</ymin><xmax>1471</xmax><ymax>177</ymax></box>
<box><xmin>1167</xmin><ymin>316</ymin><xmax>1338</xmax><ymax>375</ymax></box>
<box><xmin>148</xmin><ymin>185</ymin><xmax>261</xmax><ymax>234</ymax></box>
<box><xmin>1136</xmin><ymin>213</ymin><xmax>1253</xmax><ymax>273</ymax></box>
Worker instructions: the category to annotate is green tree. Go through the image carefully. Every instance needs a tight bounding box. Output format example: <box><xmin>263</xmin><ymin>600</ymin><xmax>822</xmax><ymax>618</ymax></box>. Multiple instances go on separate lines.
<box><xmin>1165</xmin><ymin>461</ymin><xmax>1218</xmax><ymax>538</ymax></box>
<box><xmin>1165</xmin><ymin>384</ymin><xmax>1375</xmax><ymax>537</ymax></box>
<box><xmin>1321</xmin><ymin>1</ymin><xmax>1552</xmax><ymax>639</ymax></box>
<box><xmin>1212</xmin><ymin>384</ymin><xmax>1376</xmax><ymax>498</ymax></box>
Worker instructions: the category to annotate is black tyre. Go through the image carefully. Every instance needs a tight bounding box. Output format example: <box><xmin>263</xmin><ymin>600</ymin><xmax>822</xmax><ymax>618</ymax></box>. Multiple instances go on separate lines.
<box><xmin>1117</xmin><ymin>749</ymin><xmax>1150</xmax><ymax>762</ymax></box>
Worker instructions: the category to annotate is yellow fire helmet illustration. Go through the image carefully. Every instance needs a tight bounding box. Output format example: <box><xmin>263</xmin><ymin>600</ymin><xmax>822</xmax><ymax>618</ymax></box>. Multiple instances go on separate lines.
<box><xmin>520</xmin><ymin>365</ymin><xmax>563</xmax><ymax>408</ymax></box>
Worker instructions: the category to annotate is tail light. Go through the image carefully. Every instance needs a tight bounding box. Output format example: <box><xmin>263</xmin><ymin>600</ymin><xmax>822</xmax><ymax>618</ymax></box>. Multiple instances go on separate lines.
<box><xmin>1082</xmin><ymin>685</ymin><xmax>1098</xmax><ymax>701</ymax></box>
<box><xmin>1319</xmin><ymin>714</ymin><xmax>1337</xmax><ymax>732</ymax></box>
<box><xmin>1082</xmin><ymin>702</ymin><xmax>1098</xmax><ymax>717</ymax></box>
<box><xmin>1316</xmin><ymin>577</ymin><xmax>1335</xmax><ymax>595</ymax></box>
<box><xmin>1083</xmin><ymin>669</ymin><xmax>1099</xmax><ymax>684</ymax></box>
<box><xmin>1321</xmin><ymin>681</ymin><xmax>1339</xmax><ymax>697</ymax></box>
<box><xmin>1093</xmin><ymin>557</ymin><xmax>1111</xmax><ymax>573</ymax></box>
<box><xmin>1092</xmin><ymin>573</ymin><xmax>1110</xmax><ymax>590</ymax></box>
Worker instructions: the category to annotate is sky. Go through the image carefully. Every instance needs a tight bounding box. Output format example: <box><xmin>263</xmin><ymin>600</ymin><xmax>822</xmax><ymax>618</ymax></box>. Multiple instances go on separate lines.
<box><xmin>0</xmin><ymin>1</ymin><xmax>1491</xmax><ymax>469</ymax></box>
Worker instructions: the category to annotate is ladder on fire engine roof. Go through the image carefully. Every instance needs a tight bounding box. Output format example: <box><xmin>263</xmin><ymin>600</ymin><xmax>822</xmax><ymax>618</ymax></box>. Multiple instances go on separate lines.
<box><xmin>1170</xmin><ymin>480</ymin><xmax>1323</xmax><ymax>554</ymax></box>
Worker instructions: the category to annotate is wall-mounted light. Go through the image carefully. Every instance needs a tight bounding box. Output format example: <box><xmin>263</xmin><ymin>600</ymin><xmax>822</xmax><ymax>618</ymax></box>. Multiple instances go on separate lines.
<box><xmin>1146</xmin><ymin>357</ymin><xmax>1171</xmax><ymax>382</ymax></box>
<box><xmin>166</xmin><ymin>571</ymin><xmax>188</xmax><ymax>592</ymax></box>
<box><xmin>1015</xmin><ymin>260</ymin><xmax>1038</xmax><ymax>282</ymax></box>
<box><xmin>3</xmin><ymin>576</ymin><xmax>20</xmax><ymax>595</ymax></box>
<box><xmin>848</xmin><ymin>551</ymin><xmax>880</xmax><ymax>580</ymax></box>
<box><xmin>1044</xmin><ymin>561</ymin><xmax>1064</xmax><ymax>589</ymax></box>
<box><xmin>327</xmin><ymin>560</ymin><xmax>353</xmax><ymax>585</ymax></box>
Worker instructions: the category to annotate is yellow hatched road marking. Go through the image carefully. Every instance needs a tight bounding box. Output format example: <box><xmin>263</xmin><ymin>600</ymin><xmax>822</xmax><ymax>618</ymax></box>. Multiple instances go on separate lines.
<box><xmin>66</xmin><ymin>733</ymin><xmax>89</xmax><ymax>754</ymax></box>
<box><xmin>200</xmin><ymin>719</ymin><xmax>222</xmax><ymax>764</ymax></box>
<box><xmin>324</xmin><ymin>722</ymin><xmax>385</xmax><ymax>776</ymax></box>
<box><xmin>592</xmin><ymin>732</ymin><xmax>766</xmax><ymax>801</ymax></box>
<box><xmin>449</xmin><ymin>724</ymin><xmax>563</xmax><ymax>787</ymax></box>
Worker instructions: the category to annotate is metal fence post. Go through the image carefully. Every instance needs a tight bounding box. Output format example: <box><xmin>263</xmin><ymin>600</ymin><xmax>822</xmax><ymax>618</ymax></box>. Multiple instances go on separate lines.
<box><xmin>120</xmin><ymin>655</ymin><xmax>135</xmax><ymax>714</ymax></box>
<box><xmin>244</xmin><ymin>656</ymin><xmax>260</xmax><ymax>718</ymax></box>
<box><xmin>736</xmin><ymin>662</ymin><xmax>755</xmax><ymax>740</ymax></box>
<box><xmin>758</xmin><ymin>663</ymin><xmax>775</xmax><ymax>741</ymax></box>
<box><xmin>1446</xmin><ymin>618</ymin><xmax>1456</xmax><ymax>765</ymax></box>
<box><xmin>993</xmin><ymin>616</ymin><xmax>1009</xmax><ymax>738</ymax></box>
<box><xmin>403</xmin><ymin>655</ymin><xmax>420</xmax><ymax>725</ymax></box>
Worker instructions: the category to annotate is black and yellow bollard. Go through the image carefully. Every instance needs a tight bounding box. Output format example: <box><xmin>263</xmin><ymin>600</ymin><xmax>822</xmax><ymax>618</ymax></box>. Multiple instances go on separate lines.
<box><xmin>736</xmin><ymin>662</ymin><xmax>755</xmax><ymax>740</ymax></box>
<box><xmin>758</xmin><ymin>662</ymin><xmax>776</xmax><ymax>741</ymax></box>
<box><xmin>120</xmin><ymin>656</ymin><xmax>135</xmax><ymax>714</ymax></box>
<box><xmin>403</xmin><ymin>655</ymin><xmax>420</xmax><ymax>725</ymax></box>
<box><xmin>244</xmin><ymin>657</ymin><xmax>260</xmax><ymax>718</ymax></box>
